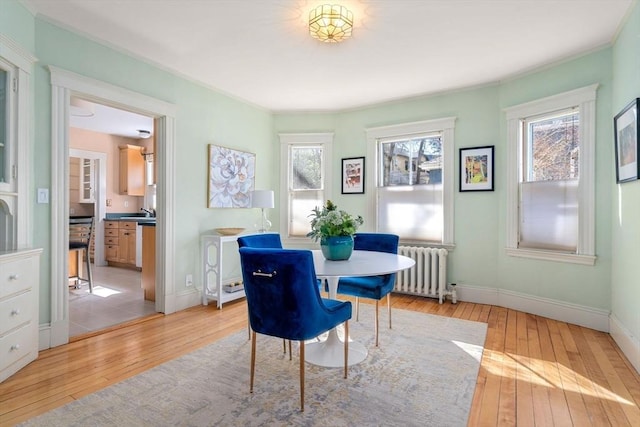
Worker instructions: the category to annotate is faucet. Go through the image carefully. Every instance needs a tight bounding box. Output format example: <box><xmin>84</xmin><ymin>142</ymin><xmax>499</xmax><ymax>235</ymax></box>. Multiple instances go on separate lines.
<box><xmin>141</xmin><ymin>208</ymin><xmax>155</xmax><ymax>217</ymax></box>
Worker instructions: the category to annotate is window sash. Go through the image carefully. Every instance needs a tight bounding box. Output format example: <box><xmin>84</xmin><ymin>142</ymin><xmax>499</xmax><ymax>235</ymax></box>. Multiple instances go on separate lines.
<box><xmin>377</xmin><ymin>184</ymin><xmax>443</xmax><ymax>243</ymax></box>
<box><xmin>519</xmin><ymin>180</ymin><xmax>578</xmax><ymax>252</ymax></box>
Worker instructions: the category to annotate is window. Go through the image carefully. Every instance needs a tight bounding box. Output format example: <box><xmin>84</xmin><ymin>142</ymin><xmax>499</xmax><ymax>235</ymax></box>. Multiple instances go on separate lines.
<box><xmin>279</xmin><ymin>133</ymin><xmax>332</xmax><ymax>239</ymax></box>
<box><xmin>366</xmin><ymin>118</ymin><xmax>455</xmax><ymax>246</ymax></box>
<box><xmin>505</xmin><ymin>85</ymin><xmax>597</xmax><ymax>265</ymax></box>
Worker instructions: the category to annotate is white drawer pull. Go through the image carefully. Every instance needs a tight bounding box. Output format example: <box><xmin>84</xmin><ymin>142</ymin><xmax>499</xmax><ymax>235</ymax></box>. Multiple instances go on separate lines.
<box><xmin>11</xmin><ymin>308</ymin><xmax>21</xmax><ymax>316</ymax></box>
<box><xmin>9</xmin><ymin>274</ymin><xmax>19</xmax><ymax>280</ymax></box>
<box><xmin>10</xmin><ymin>344</ymin><xmax>21</xmax><ymax>351</ymax></box>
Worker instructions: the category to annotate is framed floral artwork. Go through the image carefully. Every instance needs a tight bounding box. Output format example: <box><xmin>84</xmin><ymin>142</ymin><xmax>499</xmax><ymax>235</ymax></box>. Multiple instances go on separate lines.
<box><xmin>207</xmin><ymin>144</ymin><xmax>255</xmax><ymax>208</ymax></box>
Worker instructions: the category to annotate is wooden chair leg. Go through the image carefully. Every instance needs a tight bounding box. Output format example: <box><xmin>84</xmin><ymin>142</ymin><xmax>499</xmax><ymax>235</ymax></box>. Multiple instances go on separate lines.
<box><xmin>388</xmin><ymin>293</ymin><xmax>392</xmax><ymax>329</ymax></box>
<box><xmin>375</xmin><ymin>300</ymin><xmax>379</xmax><ymax>347</ymax></box>
<box><xmin>299</xmin><ymin>340</ymin><xmax>305</xmax><ymax>412</ymax></box>
<box><xmin>250</xmin><ymin>331</ymin><xmax>256</xmax><ymax>393</ymax></box>
<box><xmin>344</xmin><ymin>320</ymin><xmax>349</xmax><ymax>379</ymax></box>
<box><xmin>288</xmin><ymin>340</ymin><xmax>292</xmax><ymax>361</ymax></box>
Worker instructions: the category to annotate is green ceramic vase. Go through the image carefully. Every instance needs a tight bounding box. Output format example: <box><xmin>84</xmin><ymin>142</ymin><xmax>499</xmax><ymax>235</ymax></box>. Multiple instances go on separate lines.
<box><xmin>320</xmin><ymin>236</ymin><xmax>354</xmax><ymax>261</ymax></box>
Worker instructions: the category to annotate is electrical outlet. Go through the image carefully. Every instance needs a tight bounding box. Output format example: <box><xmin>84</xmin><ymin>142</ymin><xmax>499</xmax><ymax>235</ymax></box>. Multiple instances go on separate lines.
<box><xmin>70</xmin><ymin>208</ymin><xmax>75</xmax><ymax>214</ymax></box>
<box><xmin>124</xmin><ymin>201</ymin><xmax>129</xmax><ymax>207</ymax></box>
<box><xmin>106</xmin><ymin>199</ymin><xmax>112</xmax><ymax>207</ymax></box>
<box><xmin>185</xmin><ymin>274</ymin><xmax>193</xmax><ymax>287</ymax></box>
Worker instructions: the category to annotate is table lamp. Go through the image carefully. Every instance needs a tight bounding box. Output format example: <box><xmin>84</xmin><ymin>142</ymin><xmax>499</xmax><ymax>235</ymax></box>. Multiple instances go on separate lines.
<box><xmin>251</xmin><ymin>190</ymin><xmax>274</xmax><ymax>233</ymax></box>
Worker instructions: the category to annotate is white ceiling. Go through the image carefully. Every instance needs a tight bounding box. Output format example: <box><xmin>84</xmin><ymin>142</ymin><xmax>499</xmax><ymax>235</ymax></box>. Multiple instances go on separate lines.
<box><xmin>26</xmin><ymin>0</ymin><xmax>633</xmax><ymax>114</ymax></box>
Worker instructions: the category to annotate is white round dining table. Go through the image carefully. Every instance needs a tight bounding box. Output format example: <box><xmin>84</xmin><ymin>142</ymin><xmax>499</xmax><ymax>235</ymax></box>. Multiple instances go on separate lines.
<box><xmin>306</xmin><ymin>249</ymin><xmax>415</xmax><ymax>367</ymax></box>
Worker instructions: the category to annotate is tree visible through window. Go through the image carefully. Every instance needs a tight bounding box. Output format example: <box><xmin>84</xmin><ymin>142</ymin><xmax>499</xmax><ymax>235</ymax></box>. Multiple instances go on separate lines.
<box><xmin>526</xmin><ymin>109</ymin><xmax>579</xmax><ymax>182</ymax></box>
<box><xmin>381</xmin><ymin>135</ymin><xmax>442</xmax><ymax>186</ymax></box>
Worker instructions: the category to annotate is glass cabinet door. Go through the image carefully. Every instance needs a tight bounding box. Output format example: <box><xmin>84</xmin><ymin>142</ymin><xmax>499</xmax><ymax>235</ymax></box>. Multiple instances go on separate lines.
<box><xmin>0</xmin><ymin>65</ymin><xmax>8</xmax><ymax>189</ymax></box>
<box><xmin>79</xmin><ymin>158</ymin><xmax>95</xmax><ymax>203</ymax></box>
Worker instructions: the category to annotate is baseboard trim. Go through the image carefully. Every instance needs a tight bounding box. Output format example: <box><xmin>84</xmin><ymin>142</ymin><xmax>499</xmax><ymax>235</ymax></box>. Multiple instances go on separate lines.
<box><xmin>609</xmin><ymin>314</ymin><xmax>640</xmax><ymax>374</ymax></box>
<box><xmin>455</xmin><ymin>284</ymin><xmax>610</xmax><ymax>332</ymax></box>
<box><xmin>175</xmin><ymin>287</ymin><xmax>202</xmax><ymax>312</ymax></box>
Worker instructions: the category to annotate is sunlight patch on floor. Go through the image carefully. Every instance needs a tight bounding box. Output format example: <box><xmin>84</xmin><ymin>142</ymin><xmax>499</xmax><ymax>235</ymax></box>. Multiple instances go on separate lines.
<box><xmin>90</xmin><ymin>286</ymin><xmax>122</xmax><ymax>298</ymax></box>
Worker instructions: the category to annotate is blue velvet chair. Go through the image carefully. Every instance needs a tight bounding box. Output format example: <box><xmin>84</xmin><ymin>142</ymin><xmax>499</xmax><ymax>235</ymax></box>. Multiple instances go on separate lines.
<box><xmin>239</xmin><ymin>247</ymin><xmax>352</xmax><ymax>412</ymax></box>
<box><xmin>334</xmin><ymin>233</ymin><xmax>399</xmax><ymax>347</ymax></box>
<box><xmin>237</xmin><ymin>233</ymin><xmax>289</xmax><ymax>355</ymax></box>
<box><xmin>237</xmin><ymin>233</ymin><xmax>282</xmax><ymax>249</ymax></box>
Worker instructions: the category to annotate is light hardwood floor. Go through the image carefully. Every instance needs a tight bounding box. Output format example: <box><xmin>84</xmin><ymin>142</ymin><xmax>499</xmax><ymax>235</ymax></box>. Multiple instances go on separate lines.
<box><xmin>1</xmin><ymin>295</ymin><xmax>639</xmax><ymax>426</ymax></box>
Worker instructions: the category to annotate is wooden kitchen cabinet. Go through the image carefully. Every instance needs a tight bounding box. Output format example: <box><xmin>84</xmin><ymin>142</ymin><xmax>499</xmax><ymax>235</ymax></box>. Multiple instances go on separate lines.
<box><xmin>104</xmin><ymin>220</ymin><xmax>137</xmax><ymax>268</ymax></box>
<box><xmin>119</xmin><ymin>145</ymin><xmax>145</xmax><ymax>196</ymax></box>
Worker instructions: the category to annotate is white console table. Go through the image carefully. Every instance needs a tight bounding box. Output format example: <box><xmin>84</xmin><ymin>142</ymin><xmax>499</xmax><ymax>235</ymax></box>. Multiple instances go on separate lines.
<box><xmin>201</xmin><ymin>233</ymin><xmax>246</xmax><ymax>309</ymax></box>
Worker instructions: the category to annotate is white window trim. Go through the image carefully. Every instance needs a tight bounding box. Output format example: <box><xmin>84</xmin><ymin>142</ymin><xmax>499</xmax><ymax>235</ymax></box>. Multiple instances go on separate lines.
<box><xmin>279</xmin><ymin>132</ymin><xmax>333</xmax><ymax>245</ymax></box>
<box><xmin>365</xmin><ymin>118</ymin><xmax>456</xmax><ymax>247</ymax></box>
<box><xmin>504</xmin><ymin>84</ymin><xmax>598</xmax><ymax>266</ymax></box>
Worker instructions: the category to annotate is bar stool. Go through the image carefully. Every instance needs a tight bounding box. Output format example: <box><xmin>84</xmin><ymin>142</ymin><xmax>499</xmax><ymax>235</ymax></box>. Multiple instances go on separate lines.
<box><xmin>69</xmin><ymin>217</ymin><xmax>94</xmax><ymax>293</ymax></box>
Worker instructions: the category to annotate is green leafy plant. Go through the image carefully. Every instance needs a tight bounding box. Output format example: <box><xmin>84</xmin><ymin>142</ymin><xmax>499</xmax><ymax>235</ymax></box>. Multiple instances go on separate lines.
<box><xmin>307</xmin><ymin>200</ymin><xmax>364</xmax><ymax>242</ymax></box>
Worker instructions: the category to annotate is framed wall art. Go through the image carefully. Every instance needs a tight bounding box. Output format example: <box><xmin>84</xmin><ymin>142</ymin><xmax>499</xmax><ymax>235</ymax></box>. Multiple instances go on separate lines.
<box><xmin>342</xmin><ymin>157</ymin><xmax>365</xmax><ymax>194</ymax></box>
<box><xmin>459</xmin><ymin>145</ymin><xmax>494</xmax><ymax>192</ymax></box>
<box><xmin>614</xmin><ymin>98</ymin><xmax>639</xmax><ymax>183</ymax></box>
<box><xmin>207</xmin><ymin>144</ymin><xmax>255</xmax><ymax>208</ymax></box>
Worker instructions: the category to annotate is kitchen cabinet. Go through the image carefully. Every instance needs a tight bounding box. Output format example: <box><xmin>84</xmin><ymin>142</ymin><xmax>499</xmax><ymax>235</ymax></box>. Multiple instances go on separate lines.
<box><xmin>141</xmin><ymin>225</ymin><xmax>155</xmax><ymax>301</ymax></box>
<box><xmin>119</xmin><ymin>145</ymin><xmax>145</xmax><ymax>196</ymax></box>
<box><xmin>105</xmin><ymin>220</ymin><xmax>138</xmax><ymax>268</ymax></box>
<box><xmin>0</xmin><ymin>248</ymin><xmax>42</xmax><ymax>383</ymax></box>
<box><xmin>78</xmin><ymin>158</ymin><xmax>95</xmax><ymax>203</ymax></box>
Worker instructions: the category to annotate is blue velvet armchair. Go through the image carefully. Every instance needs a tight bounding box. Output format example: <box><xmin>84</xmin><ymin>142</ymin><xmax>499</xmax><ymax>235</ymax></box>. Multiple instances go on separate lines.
<box><xmin>237</xmin><ymin>233</ymin><xmax>282</xmax><ymax>249</ymax></box>
<box><xmin>239</xmin><ymin>247</ymin><xmax>352</xmax><ymax>412</ymax></box>
<box><xmin>333</xmin><ymin>233</ymin><xmax>399</xmax><ymax>347</ymax></box>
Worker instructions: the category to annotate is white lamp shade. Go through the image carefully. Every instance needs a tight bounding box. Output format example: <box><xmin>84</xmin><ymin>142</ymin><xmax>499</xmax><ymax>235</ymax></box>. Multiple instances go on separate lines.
<box><xmin>251</xmin><ymin>190</ymin><xmax>274</xmax><ymax>208</ymax></box>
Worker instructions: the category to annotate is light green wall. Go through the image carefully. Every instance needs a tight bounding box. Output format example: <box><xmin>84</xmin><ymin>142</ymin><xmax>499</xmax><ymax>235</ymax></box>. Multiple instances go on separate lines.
<box><xmin>275</xmin><ymin>86</ymin><xmax>502</xmax><ymax>291</ymax></box>
<box><xmin>275</xmin><ymin>53</ymin><xmax>614</xmax><ymax>310</ymax></box>
<box><xmin>0</xmin><ymin>0</ymin><xmax>35</xmax><ymax>51</ymax></box>
<box><xmin>3</xmin><ymin>0</ymin><xmax>637</xmax><ymax>330</ymax></box>
<box><xmin>611</xmin><ymin>2</ymin><xmax>640</xmax><ymax>348</ymax></box>
<box><xmin>497</xmin><ymin>49</ymin><xmax>613</xmax><ymax>309</ymax></box>
<box><xmin>4</xmin><ymin>5</ymin><xmax>273</xmax><ymax>323</ymax></box>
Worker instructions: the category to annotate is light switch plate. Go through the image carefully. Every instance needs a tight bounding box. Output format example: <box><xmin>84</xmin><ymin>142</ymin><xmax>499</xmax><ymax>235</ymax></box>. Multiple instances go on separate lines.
<box><xmin>37</xmin><ymin>188</ymin><xmax>49</xmax><ymax>204</ymax></box>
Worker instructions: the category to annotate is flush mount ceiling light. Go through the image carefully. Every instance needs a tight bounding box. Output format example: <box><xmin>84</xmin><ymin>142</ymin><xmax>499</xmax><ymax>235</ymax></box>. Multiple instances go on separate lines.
<box><xmin>309</xmin><ymin>4</ymin><xmax>353</xmax><ymax>43</ymax></box>
<box><xmin>70</xmin><ymin>98</ymin><xmax>95</xmax><ymax>117</ymax></box>
<box><xmin>138</xmin><ymin>129</ymin><xmax>151</xmax><ymax>139</ymax></box>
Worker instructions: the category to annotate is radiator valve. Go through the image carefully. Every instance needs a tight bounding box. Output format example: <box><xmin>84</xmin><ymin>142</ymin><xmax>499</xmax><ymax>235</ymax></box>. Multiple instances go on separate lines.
<box><xmin>449</xmin><ymin>283</ymin><xmax>457</xmax><ymax>304</ymax></box>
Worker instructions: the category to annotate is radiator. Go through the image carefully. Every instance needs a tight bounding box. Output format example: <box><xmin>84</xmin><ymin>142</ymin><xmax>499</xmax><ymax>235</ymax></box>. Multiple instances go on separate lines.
<box><xmin>395</xmin><ymin>246</ymin><xmax>449</xmax><ymax>304</ymax></box>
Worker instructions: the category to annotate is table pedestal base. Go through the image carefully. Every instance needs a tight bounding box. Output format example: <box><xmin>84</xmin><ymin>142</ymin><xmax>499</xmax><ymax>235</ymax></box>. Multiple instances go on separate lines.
<box><xmin>305</xmin><ymin>326</ymin><xmax>368</xmax><ymax>367</ymax></box>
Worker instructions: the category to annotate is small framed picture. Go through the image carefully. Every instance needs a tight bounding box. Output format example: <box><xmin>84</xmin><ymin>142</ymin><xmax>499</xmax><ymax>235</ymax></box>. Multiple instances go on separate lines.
<box><xmin>342</xmin><ymin>157</ymin><xmax>365</xmax><ymax>194</ymax></box>
<box><xmin>614</xmin><ymin>98</ymin><xmax>639</xmax><ymax>183</ymax></box>
<box><xmin>459</xmin><ymin>146</ymin><xmax>494</xmax><ymax>192</ymax></box>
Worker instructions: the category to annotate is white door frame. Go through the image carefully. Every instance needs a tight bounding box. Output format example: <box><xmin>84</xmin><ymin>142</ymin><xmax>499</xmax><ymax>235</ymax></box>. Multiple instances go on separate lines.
<box><xmin>48</xmin><ymin>66</ymin><xmax>177</xmax><ymax>348</ymax></box>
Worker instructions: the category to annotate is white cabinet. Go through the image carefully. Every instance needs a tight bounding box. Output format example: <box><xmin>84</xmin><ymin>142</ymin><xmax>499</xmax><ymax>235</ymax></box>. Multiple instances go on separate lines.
<box><xmin>78</xmin><ymin>158</ymin><xmax>95</xmax><ymax>203</ymax></box>
<box><xmin>0</xmin><ymin>248</ymin><xmax>42</xmax><ymax>383</ymax></box>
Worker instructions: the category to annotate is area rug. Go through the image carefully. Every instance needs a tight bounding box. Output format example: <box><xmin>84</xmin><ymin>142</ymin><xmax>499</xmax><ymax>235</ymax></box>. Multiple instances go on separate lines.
<box><xmin>20</xmin><ymin>307</ymin><xmax>487</xmax><ymax>427</ymax></box>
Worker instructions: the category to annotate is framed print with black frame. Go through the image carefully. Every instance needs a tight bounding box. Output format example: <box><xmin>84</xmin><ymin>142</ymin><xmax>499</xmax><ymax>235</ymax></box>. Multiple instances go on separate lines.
<box><xmin>614</xmin><ymin>98</ymin><xmax>639</xmax><ymax>183</ymax></box>
<box><xmin>459</xmin><ymin>145</ymin><xmax>494</xmax><ymax>192</ymax></box>
<box><xmin>341</xmin><ymin>157</ymin><xmax>365</xmax><ymax>194</ymax></box>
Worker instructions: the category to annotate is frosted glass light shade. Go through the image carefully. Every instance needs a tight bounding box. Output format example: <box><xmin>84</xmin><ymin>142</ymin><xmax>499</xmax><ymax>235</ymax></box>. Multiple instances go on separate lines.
<box><xmin>251</xmin><ymin>190</ymin><xmax>274</xmax><ymax>209</ymax></box>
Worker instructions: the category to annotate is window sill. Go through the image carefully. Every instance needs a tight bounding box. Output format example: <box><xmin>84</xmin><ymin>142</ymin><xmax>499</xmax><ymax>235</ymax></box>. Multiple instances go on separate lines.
<box><xmin>505</xmin><ymin>247</ymin><xmax>596</xmax><ymax>266</ymax></box>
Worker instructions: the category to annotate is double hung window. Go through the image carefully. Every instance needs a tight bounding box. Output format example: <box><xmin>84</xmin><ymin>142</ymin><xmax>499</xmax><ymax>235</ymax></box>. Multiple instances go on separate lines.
<box><xmin>366</xmin><ymin>118</ymin><xmax>455</xmax><ymax>246</ymax></box>
<box><xmin>279</xmin><ymin>133</ymin><xmax>332</xmax><ymax>239</ymax></box>
<box><xmin>505</xmin><ymin>85</ymin><xmax>597</xmax><ymax>265</ymax></box>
